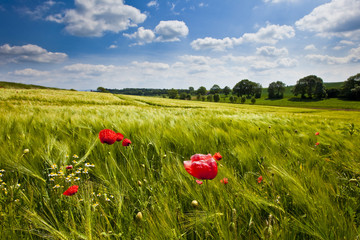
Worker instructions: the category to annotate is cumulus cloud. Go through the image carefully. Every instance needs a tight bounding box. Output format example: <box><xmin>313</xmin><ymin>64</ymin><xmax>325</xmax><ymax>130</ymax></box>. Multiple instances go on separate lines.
<box><xmin>256</xmin><ymin>46</ymin><xmax>288</xmax><ymax>57</ymax></box>
<box><xmin>63</xmin><ymin>63</ymin><xmax>116</xmax><ymax>76</ymax></box>
<box><xmin>22</xmin><ymin>0</ymin><xmax>57</xmax><ymax>20</ymax></box>
<box><xmin>47</xmin><ymin>0</ymin><xmax>147</xmax><ymax>37</ymax></box>
<box><xmin>12</xmin><ymin>68</ymin><xmax>50</xmax><ymax>77</ymax></box>
<box><xmin>306</xmin><ymin>46</ymin><xmax>360</xmax><ymax>64</ymax></box>
<box><xmin>191</xmin><ymin>24</ymin><xmax>295</xmax><ymax>51</ymax></box>
<box><xmin>155</xmin><ymin>20</ymin><xmax>189</xmax><ymax>42</ymax></box>
<box><xmin>124</xmin><ymin>27</ymin><xmax>156</xmax><ymax>45</ymax></box>
<box><xmin>124</xmin><ymin>20</ymin><xmax>189</xmax><ymax>45</ymax></box>
<box><xmin>295</xmin><ymin>0</ymin><xmax>360</xmax><ymax>39</ymax></box>
<box><xmin>0</xmin><ymin>44</ymin><xmax>67</xmax><ymax>64</ymax></box>
<box><xmin>131</xmin><ymin>61</ymin><xmax>169</xmax><ymax>70</ymax></box>
<box><xmin>304</xmin><ymin>44</ymin><xmax>317</xmax><ymax>51</ymax></box>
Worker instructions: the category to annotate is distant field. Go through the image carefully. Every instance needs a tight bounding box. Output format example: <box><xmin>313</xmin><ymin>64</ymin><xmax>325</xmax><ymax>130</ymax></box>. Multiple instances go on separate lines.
<box><xmin>1</xmin><ymin>89</ymin><xmax>360</xmax><ymax>239</ymax></box>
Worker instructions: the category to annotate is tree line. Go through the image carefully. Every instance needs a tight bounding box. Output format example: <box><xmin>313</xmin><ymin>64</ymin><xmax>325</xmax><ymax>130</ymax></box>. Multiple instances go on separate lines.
<box><xmin>97</xmin><ymin>73</ymin><xmax>360</xmax><ymax>101</ymax></box>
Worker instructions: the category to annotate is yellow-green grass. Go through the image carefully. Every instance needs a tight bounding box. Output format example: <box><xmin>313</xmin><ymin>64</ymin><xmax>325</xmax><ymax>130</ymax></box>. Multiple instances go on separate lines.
<box><xmin>1</xmin><ymin>89</ymin><xmax>360</xmax><ymax>239</ymax></box>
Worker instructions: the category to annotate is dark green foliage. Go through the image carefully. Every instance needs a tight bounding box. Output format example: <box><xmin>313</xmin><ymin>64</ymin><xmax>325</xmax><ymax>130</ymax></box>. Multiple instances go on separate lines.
<box><xmin>210</xmin><ymin>84</ymin><xmax>221</xmax><ymax>94</ymax></box>
<box><xmin>251</xmin><ymin>97</ymin><xmax>256</xmax><ymax>104</ymax></box>
<box><xmin>197</xmin><ymin>86</ymin><xmax>207</xmax><ymax>96</ymax></box>
<box><xmin>292</xmin><ymin>75</ymin><xmax>326</xmax><ymax>99</ymax></box>
<box><xmin>213</xmin><ymin>93</ymin><xmax>220</xmax><ymax>102</ymax></box>
<box><xmin>223</xmin><ymin>86</ymin><xmax>232</xmax><ymax>96</ymax></box>
<box><xmin>268</xmin><ymin>81</ymin><xmax>286</xmax><ymax>99</ymax></box>
<box><xmin>168</xmin><ymin>88</ymin><xmax>178</xmax><ymax>99</ymax></box>
<box><xmin>341</xmin><ymin>73</ymin><xmax>360</xmax><ymax>100</ymax></box>
<box><xmin>233</xmin><ymin>79</ymin><xmax>262</xmax><ymax>98</ymax></box>
<box><xmin>207</xmin><ymin>95</ymin><xmax>213</xmax><ymax>102</ymax></box>
<box><xmin>326</xmin><ymin>88</ymin><xmax>340</xmax><ymax>98</ymax></box>
<box><xmin>240</xmin><ymin>96</ymin><xmax>246</xmax><ymax>104</ymax></box>
<box><xmin>179</xmin><ymin>92</ymin><xmax>187</xmax><ymax>100</ymax></box>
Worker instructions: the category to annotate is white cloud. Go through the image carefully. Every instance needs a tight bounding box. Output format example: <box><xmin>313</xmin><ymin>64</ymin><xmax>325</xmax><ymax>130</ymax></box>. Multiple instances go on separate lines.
<box><xmin>47</xmin><ymin>0</ymin><xmax>147</xmax><ymax>37</ymax></box>
<box><xmin>108</xmin><ymin>44</ymin><xmax>118</xmax><ymax>49</ymax></box>
<box><xmin>125</xmin><ymin>20</ymin><xmax>189</xmax><ymax>45</ymax></box>
<box><xmin>12</xmin><ymin>68</ymin><xmax>50</xmax><ymax>77</ymax></box>
<box><xmin>0</xmin><ymin>44</ymin><xmax>67</xmax><ymax>64</ymax></box>
<box><xmin>155</xmin><ymin>20</ymin><xmax>189</xmax><ymax>42</ymax></box>
<box><xmin>295</xmin><ymin>0</ymin><xmax>360</xmax><ymax>39</ymax></box>
<box><xmin>124</xmin><ymin>27</ymin><xmax>156</xmax><ymax>45</ymax></box>
<box><xmin>131</xmin><ymin>61</ymin><xmax>169</xmax><ymax>70</ymax></box>
<box><xmin>256</xmin><ymin>46</ymin><xmax>288</xmax><ymax>57</ymax></box>
<box><xmin>306</xmin><ymin>46</ymin><xmax>360</xmax><ymax>64</ymax></box>
<box><xmin>304</xmin><ymin>44</ymin><xmax>317</xmax><ymax>51</ymax></box>
<box><xmin>191</xmin><ymin>24</ymin><xmax>295</xmax><ymax>51</ymax></box>
<box><xmin>147</xmin><ymin>1</ymin><xmax>159</xmax><ymax>8</ymax></box>
<box><xmin>63</xmin><ymin>63</ymin><xmax>116</xmax><ymax>76</ymax></box>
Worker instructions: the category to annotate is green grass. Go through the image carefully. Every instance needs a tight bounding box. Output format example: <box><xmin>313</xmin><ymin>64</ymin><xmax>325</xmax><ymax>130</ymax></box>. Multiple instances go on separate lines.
<box><xmin>0</xmin><ymin>81</ymin><xmax>62</xmax><ymax>90</ymax></box>
<box><xmin>1</xmin><ymin>89</ymin><xmax>360</xmax><ymax>239</ymax></box>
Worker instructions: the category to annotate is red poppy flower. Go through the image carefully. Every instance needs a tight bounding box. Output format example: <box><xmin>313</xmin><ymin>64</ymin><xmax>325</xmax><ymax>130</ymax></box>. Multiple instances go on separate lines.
<box><xmin>66</xmin><ymin>165</ymin><xmax>73</xmax><ymax>170</ymax></box>
<box><xmin>116</xmin><ymin>133</ymin><xmax>124</xmax><ymax>142</ymax></box>
<box><xmin>315</xmin><ymin>142</ymin><xmax>320</xmax><ymax>146</ymax></box>
<box><xmin>257</xmin><ymin>176</ymin><xmax>263</xmax><ymax>183</ymax></box>
<box><xmin>315</xmin><ymin>132</ymin><xmax>320</xmax><ymax>136</ymax></box>
<box><xmin>220</xmin><ymin>178</ymin><xmax>228</xmax><ymax>184</ymax></box>
<box><xmin>213</xmin><ymin>152</ymin><xmax>222</xmax><ymax>161</ymax></box>
<box><xmin>63</xmin><ymin>185</ymin><xmax>79</xmax><ymax>196</ymax></box>
<box><xmin>122</xmin><ymin>138</ymin><xmax>131</xmax><ymax>146</ymax></box>
<box><xmin>99</xmin><ymin>129</ymin><xmax>117</xmax><ymax>145</ymax></box>
<box><xmin>183</xmin><ymin>154</ymin><xmax>218</xmax><ymax>180</ymax></box>
<box><xmin>196</xmin><ymin>180</ymin><xmax>203</xmax><ymax>185</ymax></box>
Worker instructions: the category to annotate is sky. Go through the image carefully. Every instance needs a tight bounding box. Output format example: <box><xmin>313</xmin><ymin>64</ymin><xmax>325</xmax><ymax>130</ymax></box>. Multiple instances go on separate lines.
<box><xmin>0</xmin><ymin>0</ymin><xmax>359</xmax><ymax>90</ymax></box>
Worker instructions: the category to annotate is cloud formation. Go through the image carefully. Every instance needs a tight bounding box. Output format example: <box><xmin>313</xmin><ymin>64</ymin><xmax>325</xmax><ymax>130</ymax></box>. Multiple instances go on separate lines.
<box><xmin>12</xmin><ymin>68</ymin><xmax>50</xmax><ymax>77</ymax></box>
<box><xmin>296</xmin><ymin>0</ymin><xmax>360</xmax><ymax>39</ymax></box>
<box><xmin>0</xmin><ymin>44</ymin><xmax>67</xmax><ymax>64</ymax></box>
<box><xmin>191</xmin><ymin>24</ymin><xmax>295</xmax><ymax>51</ymax></box>
<box><xmin>47</xmin><ymin>0</ymin><xmax>147</xmax><ymax>37</ymax></box>
<box><xmin>306</xmin><ymin>46</ymin><xmax>360</xmax><ymax>64</ymax></box>
<box><xmin>124</xmin><ymin>20</ymin><xmax>189</xmax><ymax>45</ymax></box>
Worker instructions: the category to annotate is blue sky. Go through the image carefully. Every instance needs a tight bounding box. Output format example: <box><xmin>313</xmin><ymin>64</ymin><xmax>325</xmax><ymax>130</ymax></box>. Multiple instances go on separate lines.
<box><xmin>0</xmin><ymin>0</ymin><xmax>359</xmax><ymax>90</ymax></box>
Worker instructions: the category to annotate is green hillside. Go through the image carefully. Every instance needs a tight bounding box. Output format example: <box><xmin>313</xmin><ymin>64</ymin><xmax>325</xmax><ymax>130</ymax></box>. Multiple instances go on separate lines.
<box><xmin>0</xmin><ymin>81</ymin><xmax>61</xmax><ymax>90</ymax></box>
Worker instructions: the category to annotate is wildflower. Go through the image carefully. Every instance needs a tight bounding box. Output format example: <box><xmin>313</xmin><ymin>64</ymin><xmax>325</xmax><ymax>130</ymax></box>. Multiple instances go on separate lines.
<box><xmin>97</xmin><ymin>193</ymin><xmax>102</xmax><ymax>197</ymax></box>
<box><xmin>65</xmin><ymin>177</ymin><xmax>71</xmax><ymax>182</ymax></box>
<box><xmin>23</xmin><ymin>149</ymin><xmax>29</xmax><ymax>154</ymax></box>
<box><xmin>257</xmin><ymin>176</ymin><xmax>263</xmax><ymax>183</ymax></box>
<box><xmin>83</xmin><ymin>168</ymin><xmax>89</xmax><ymax>174</ymax></box>
<box><xmin>92</xmin><ymin>202</ymin><xmax>99</xmax><ymax>208</ymax></box>
<box><xmin>110</xmin><ymin>195</ymin><xmax>114</xmax><ymax>198</ymax></box>
<box><xmin>0</xmin><ymin>174</ymin><xmax>2</xmax><ymax>177</ymax></box>
<box><xmin>85</xmin><ymin>163</ymin><xmax>95</xmax><ymax>168</ymax></box>
<box><xmin>75</xmin><ymin>170</ymin><xmax>81</xmax><ymax>174</ymax></box>
<box><xmin>65</xmin><ymin>154</ymin><xmax>69</xmax><ymax>158</ymax></box>
<box><xmin>99</xmin><ymin>129</ymin><xmax>117</xmax><ymax>145</ymax></box>
<box><xmin>122</xmin><ymin>138</ymin><xmax>132</xmax><ymax>147</ymax></box>
<box><xmin>16</xmin><ymin>183</ymin><xmax>21</xmax><ymax>188</ymax></box>
<box><xmin>74</xmin><ymin>177</ymin><xmax>80</xmax><ymax>181</ymax></box>
<box><xmin>315</xmin><ymin>132</ymin><xmax>320</xmax><ymax>136</ymax></box>
<box><xmin>73</xmin><ymin>154</ymin><xmax>79</xmax><ymax>158</ymax></box>
<box><xmin>105</xmin><ymin>198</ymin><xmax>111</xmax><ymax>202</ymax></box>
<box><xmin>315</xmin><ymin>142</ymin><xmax>320</xmax><ymax>146</ymax></box>
<box><xmin>63</xmin><ymin>185</ymin><xmax>79</xmax><ymax>196</ymax></box>
<box><xmin>66</xmin><ymin>165</ymin><xmax>73</xmax><ymax>170</ymax></box>
<box><xmin>48</xmin><ymin>172</ymin><xmax>57</xmax><ymax>177</ymax></box>
<box><xmin>183</xmin><ymin>154</ymin><xmax>218</xmax><ymax>180</ymax></box>
<box><xmin>116</xmin><ymin>133</ymin><xmax>124</xmax><ymax>142</ymax></box>
<box><xmin>0</xmin><ymin>169</ymin><xmax>4</xmax><ymax>173</ymax></box>
<box><xmin>191</xmin><ymin>200</ymin><xmax>199</xmax><ymax>208</ymax></box>
<box><xmin>49</xmin><ymin>178</ymin><xmax>55</xmax><ymax>181</ymax></box>
<box><xmin>220</xmin><ymin>178</ymin><xmax>228</xmax><ymax>185</ymax></box>
<box><xmin>213</xmin><ymin>152</ymin><xmax>222</xmax><ymax>161</ymax></box>
<box><xmin>196</xmin><ymin>180</ymin><xmax>203</xmax><ymax>185</ymax></box>
<box><xmin>51</xmin><ymin>164</ymin><xmax>57</xmax><ymax>169</ymax></box>
<box><xmin>53</xmin><ymin>184</ymin><xmax>60</xmax><ymax>189</ymax></box>
<box><xmin>72</xmin><ymin>160</ymin><xmax>77</xmax><ymax>164</ymax></box>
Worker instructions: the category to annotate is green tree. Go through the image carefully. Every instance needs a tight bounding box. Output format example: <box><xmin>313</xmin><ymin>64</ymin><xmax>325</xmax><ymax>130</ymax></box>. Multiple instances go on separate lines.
<box><xmin>189</xmin><ymin>86</ymin><xmax>195</xmax><ymax>95</ymax></box>
<box><xmin>196</xmin><ymin>86</ymin><xmax>207</xmax><ymax>96</ymax></box>
<box><xmin>233</xmin><ymin>79</ymin><xmax>262</xmax><ymax>98</ymax></box>
<box><xmin>240</xmin><ymin>96</ymin><xmax>246</xmax><ymax>104</ymax></box>
<box><xmin>251</xmin><ymin>97</ymin><xmax>256</xmax><ymax>104</ymax></box>
<box><xmin>207</xmin><ymin>95</ymin><xmax>213</xmax><ymax>102</ymax></box>
<box><xmin>97</xmin><ymin>87</ymin><xmax>109</xmax><ymax>93</ymax></box>
<box><xmin>268</xmin><ymin>81</ymin><xmax>286</xmax><ymax>99</ymax></box>
<box><xmin>210</xmin><ymin>84</ymin><xmax>221</xmax><ymax>94</ymax></box>
<box><xmin>223</xmin><ymin>86</ymin><xmax>231</xmax><ymax>96</ymax></box>
<box><xmin>341</xmin><ymin>73</ymin><xmax>360</xmax><ymax>100</ymax></box>
<box><xmin>168</xmin><ymin>88</ymin><xmax>178</xmax><ymax>99</ymax></box>
<box><xmin>292</xmin><ymin>75</ymin><xmax>325</xmax><ymax>99</ymax></box>
<box><xmin>179</xmin><ymin>92</ymin><xmax>187</xmax><ymax>100</ymax></box>
<box><xmin>213</xmin><ymin>93</ymin><xmax>220</xmax><ymax>102</ymax></box>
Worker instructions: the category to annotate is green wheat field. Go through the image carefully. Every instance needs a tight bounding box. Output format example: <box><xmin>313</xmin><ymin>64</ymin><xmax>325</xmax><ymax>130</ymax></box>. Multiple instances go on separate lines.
<box><xmin>1</xmin><ymin>89</ymin><xmax>360</xmax><ymax>239</ymax></box>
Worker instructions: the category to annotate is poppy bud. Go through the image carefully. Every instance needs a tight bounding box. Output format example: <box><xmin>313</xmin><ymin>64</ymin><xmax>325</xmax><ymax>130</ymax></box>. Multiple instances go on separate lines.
<box><xmin>99</xmin><ymin>129</ymin><xmax>117</xmax><ymax>145</ymax></box>
<box><xmin>191</xmin><ymin>200</ymin><xmax>199</xmax><ymax>208</ymax></box>
<box><xmin>122</xmin><ymin>138</ymin><xmax>131</xmax><ymax>147</ymax></box>
<box><xmin>136</xmin><ymin>212</ymin><xmax>143</xmax><ymax>221</ymax></box>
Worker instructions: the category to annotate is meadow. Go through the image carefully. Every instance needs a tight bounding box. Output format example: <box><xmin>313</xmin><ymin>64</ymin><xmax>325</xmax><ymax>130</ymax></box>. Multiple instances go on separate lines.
<box><xmin>1</xmin><ymin>88</ymin><xmax>360</xmax><ymax>239</ymax></box>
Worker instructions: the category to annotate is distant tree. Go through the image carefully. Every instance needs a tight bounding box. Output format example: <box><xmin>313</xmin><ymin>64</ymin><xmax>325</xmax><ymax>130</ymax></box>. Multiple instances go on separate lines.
<box><xmin>189</xmin><ymin>86</ymin><xmax>195</xmax><ymax>95</ymax></box>
<box><xmin>168</xmin><ymin>88</ymin><xmax>179</xmax><ymax>99</ymax></box>
<box><xmin>197</xmin><ymin>86</ymin><xmax>207</xmax><ymax>95</ymax></box>
<box><xmin>179</xmin><ymin>92</ymin><xmax>187</xmax><ymax>100</ymax></box>
<box><xmin>197</xmin><ymin>94</ymin><xmax>201</xmax><ymax>100</ymax></box>
<box><xmin>341</xmin><ymin>73</ymin><xmax>360</xmax><ymax>100</ymax></box>
<box><xmin>292</xmin><ymin>75</ymin><xmax>325</xmax><ymax>99</ymax></box>
<box><xmin>233</xmin><ymin>79</ymin><xmax>262</xmax><ymax>98</ymax></box>
<box><xmin>240</xmin><ymin>96</ymin><xmax>246</xmax><ymax>104</ymax></box>
<box><xmin>207</xmin><ymin>95</ymin><xmax>213</xmax><ymax>102</ymax></box>
<box><xmin>251</xmin><ymin>97</ymin><xmax>256</xmax><ymax>104</ymax></box>
<box><xmin>210</xmin><ymin>84</ymin><xmax>221</xmax><ymax>94</ymax></box>
<box><xmin>214</xmin><ymin>93</ymin><xmax>220</xmax><ymax>102</ymax></box>
<box><xmin>186</xmin><ymin>94</ymin><xmax>192</xmax><ymax>100</ymax></box>
<box><xmin>268</xmin><ymin>81</ymin><xmax>286</xmax><ymax>99</ymax></box>
<box><xmin>223</xmin><ymin>86</ymin><xmax>231</xmax><ymax>96</ymax></box>
<box><xmin>326</xmin><ymin>88</ymin><xmax>340</xmax><ymax>98</ymax></box>
<box><xmin>201</xmin><ymin>96</ymin><xmax>206</xmax><ymax>101</ymax></box>
<box><xmin>229</xmin><ymin>95</ymin><xmax>234</xmax><ymax>103</ymax></box>
<box><xmin>97</xmin><ymin>87</ymin><xmax>109</xmax><ymax>93</ymax></box>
